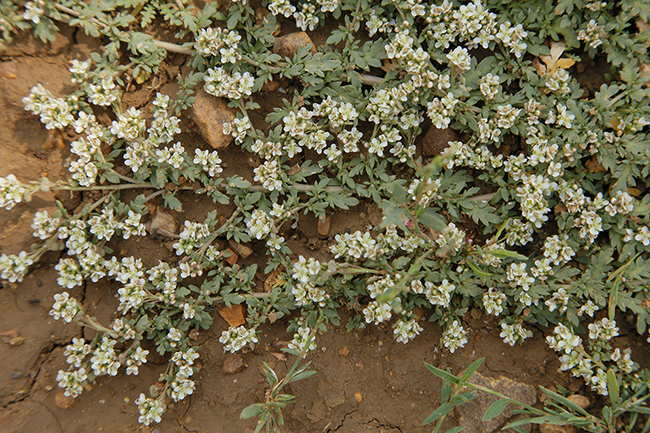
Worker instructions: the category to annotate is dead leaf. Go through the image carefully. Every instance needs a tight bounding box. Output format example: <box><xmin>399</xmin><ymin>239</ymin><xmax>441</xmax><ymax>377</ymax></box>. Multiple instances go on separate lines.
<box><xmin>264</xmin><ymin>268</ymin><xmax>285</xmax><ymax>292</ymax></box>
<box><xmin>585</xmin><ymin>156</ymin><xmax>606</xmax><ymax>173</ymax></box>
<box><xmin>539</xmin><ymin>41</ymin><xmax>575</xmax><ymax>75</ymax></box>
<box><xmin>272</xmin><ymin>340</ymin><xmax>290</xmax><ymax>348</ymax></box>
<box><xmin>381</xmin><ymin>58</ymin><xmax>399</xmax><ymax>73</ymax></box>
<box><xmin>627</xmin><ymin>187</ymin><xmax>642</xmax><ymax>197</ymax></box>
<box><xmin>270</xmin><ymin>352</ymin><xmax>287</xmax><ymax>361</ymax></box>
<box><xmin>219</xmin><ymin>304</ymin><xmax>245</xmax><ymax>327</ymax></box>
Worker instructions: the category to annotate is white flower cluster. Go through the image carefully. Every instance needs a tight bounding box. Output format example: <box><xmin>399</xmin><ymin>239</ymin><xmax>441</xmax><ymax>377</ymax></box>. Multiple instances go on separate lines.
<box><xmin>203</xmin><ymin>67</ymin><xmax>254</xmax><ymax>100</ymax></box>
<box><xmin>223</xmin><ymin>115</ymin><xmax>252</xmax><ymax>144</ymax></box>
<box><xmin>436</xmin><ymin>222</ymin><xmax>466</xmax><ymax>256</ymax></box>
<box><xmin>268</xmin><ymin>0</ymin><xmax>296</xmax><ymax>17</ymax></box>
<box><xmin>425</xmin><ymin>279</ymin><xmax>455</xmax><ymax>308</ymax></box>
<box><xmin>545</xmin><ymin>288</ymin><xmax>570</xmax><ymax>313</ymax></box>
<box><xmin>331</xmin><ymin>230</ymin><xmax>379</xmax><ymax>260</ymax></box>
<box><xmin>246</xmin><ymin>209</ymin><xmax>273</xmax><ymax>240</ymax></box>
<box><xmin>385</xmin><ymin>29</ymin><xmax>431</xmax><ymax>75</ymax></box>
<box><xmin>588</xmin><ymin>317</ymin><xmax>619</xmax><ymax>343</ymax></box>
<box><xmin>173</xmin><ymin>221</ymin><xmax>210</xmax><ymax>256</ymax></box>
<box><xmin>504</xmin><ymin>219</ymin><xmax>534</xmax><ymax>246</ymax></box>
<box><xmin>363</xmin><ymin>300</ymin><xmax>393</xmax><ymax>325</ymax></box>
<box><xmin>393</xmin><ymin>318</ymin><xmax>423</xmax><ymax>343</ymax></box>
<box><xmin>23</xmin><ymin>0</ymin><xmax>45</xmax><ymax>24</ymax></box>
<box><xmin>219</xmin><ymin>326</ymin><xmax>259</xmax><ymax>353</ymax></box>
<box><xmin>293</xmin><ymin>2</ymin><xmax>318</xmax><ymax>31</ymax></box>
<box><xmin>23</xmin><ymin>84</ymin><xmax>74</xmax><ymax>130</ymax></box>
<box><xmin>194</xmin><ymin>149</ymin><xmax>223</xmax><ymax>177</ymax></box>
<box><xmin>69</xmin><ymin>134</ymin><xmax>102</xmax><ymax>187</ymax></box>
<box><xmin>441</xmin><ymin>319</ymin><xmax>468</xmax><ymax>353</ymax></box>
<box><xmin>495</xmin><ymin>22</ymin><xmax>528</xmax><ymax>58</ymax></box>
<box><xmin>288</xmin><ymin>326</ymin><xmax>317</xmax><ymax>352</ymax></box>
<box><xmin>408</xmin><ymin>177</ymin><xmax>442</xmax><ymax>206</ymax></box>
<box><xmin>426</xmin><ymin>0</ymin><xmax>497</xmax><ymax>50</ymax></box>
<box><xmin>194</xmin><ymin>27</ymin><xmax>241</xmax><ymax>63</ymax></box>
<box><xmin>49</xmin><ymin>292</ymin><xmax>82</xmax><ymax>322</ymax></box>
<box><xmin>577</xmin><ymin>19</ymin><xmax>603</xmax><ymax>49</ymax></box>
<box><xmin>0</xmin><ymin>251</ymin><xmax>34</xmax><ymax>283</ymax></box>
<box><xmin>56</xmin><ymin>368</ymin><xmax>87</xmax><ymax>398</ymax></box>
<box><xmin>516</xmin><ymin>174</ymin><xmax>557</xmax><ymax>228</ymax></box>
<box><xmin>483</xmin><ymin>288</ymin><xmax>506</xmax><ymax>316</ymax></box>
<box><xmin>253</xmin><ymin>160</ymin><xmax>283</xmax><ymax>191</ymax></box>
<box><xmin>479</xmin><ymin>73</ymin><xmax>500</xmax><ymax>100</ymax></box>
<box><xmin>506</xmin><ymin>263</ymin><xmax>535</xmax><ymax>306</ymax></box>
<box><xmin>69</xmin><ymin>59</ymin><xmax>90</xmax><ymax>84</ymax></box>
<box><xmin>545</xmin><ymin>69</ymin><xmax>571</xmax><ymax>96</ymax></box>
<box><xmin>427</xmin><ymin>92</ymin><xmax>459</xmax><ymax>129</ymax></box>
<box><xmin>155</xmin><ymin>142</ymin><xmax>186</xmax><ymax>170</ymax></box>
<box><xmin>111</xmin><ymin>107</ymin><xmax>146</xmax><ymax>140</ymax></box>
<box><xmin>366</xmin><ymin>9</ymin><xmax>394</xmax><ymax>36</ymax></box>
<box><xmin>124</xmin><ymin>346</ymin><xmax>149</xmax><ymax>376</ymax></box>
<box><xmin>500</xmin><ymin>322</ymin><xmax>532</xmax><ymax>346</ymax></box>
<box><xmin>312</xmin><ymin>95</ymin><xmax>359</xmax><ymax>129</ymax></box>
<box><xmin>87</xmin><ymin>77</ymin><xmax>119</xmax><ymax>106</ymax></box>
<box><xmin>367</xmin><ymin>275</ymin><xmax>397</xmax><ymax>299</ymax></box>
<box><xmin>291</xmin><ymin>256</ymin><xmax>329</xmax><ymax>306</ymax></box>
<box><xmin>543</xmin><ymin>235</ymin><xmax>575</xmax><ymax>266</ymax></box>
<box><xmin>170</xmin><ymin>348</ymin><xmax>199</xmax><ymax>401</ymax></box>
<box><xmin>0</xmin><ymin>174</ymin><xmax>38</xmax><ymax>210</ymax></box>
<box><xmin>90</xmin><ymin>336</ymin><xmax>121</xmax><ymax>377</ymax></box>
<box><xmin>64</xmin><ymin>338</ymin><xmax>91</xmax><ymax>367</ymax></box>
<box><xmin>31</xmin><ymin>210</ymin><xmax>60</xmax><ymax>239</ymax></box>
<box><xmin>135</xmin><ymin>394</ymin><xmax>165</xmax><ymax>426</ymax></box>
<box><xmin>546</xmin><ymin>323</ymin><xmax>581</xmax><ymax>354</ymax></box>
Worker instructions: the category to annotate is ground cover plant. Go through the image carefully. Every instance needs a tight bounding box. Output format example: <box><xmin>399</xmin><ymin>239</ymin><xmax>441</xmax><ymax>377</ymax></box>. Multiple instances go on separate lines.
<box><xmin>1</xmin><ymin>0</ymin><xmax>650</xmax><ymax>431</ymax></box>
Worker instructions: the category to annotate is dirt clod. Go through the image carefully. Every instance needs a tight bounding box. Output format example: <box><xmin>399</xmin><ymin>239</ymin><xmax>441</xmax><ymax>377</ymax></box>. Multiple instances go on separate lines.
<box><xmin>223</xmin><ymin>354</ymin><xmax>246</xmax><ymax>375</ymax></box>
<box><xmin>272</xmin><ymin>32</ymin><xmax>316</xmax><ymax>58</ymax></box>
<box><xmin>55</xmin><ymin>390</ymin><xmax>76</xmax><ymax>409</ymax></box>
<box><xmin>422</xmin><ymin>127</ymin><xmax>457</xmax><ymax>157</ymax></box>
<box><xmin>338</xmin><ymin>347</ymin><xmax>349</xmax><ymax>357</ymax></box>
<box><xmin>190</xmin><ymin>90</ymin><xmax>236</xmax><ymax>150</ymax></box>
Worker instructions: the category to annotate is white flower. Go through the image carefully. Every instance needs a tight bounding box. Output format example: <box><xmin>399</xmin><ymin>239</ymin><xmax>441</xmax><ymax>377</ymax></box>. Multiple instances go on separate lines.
<box><xmin>0</xmin><ymin>251</ymin><xmax>34</xmax><ymax>283</ymax></box>
<box><xmin>288</xmin><ymin>326</ymin><xmax>317</xmax><ymax>352</ymax></box>
<box><xmin>441</xmin><ymin>320</ymin><xmax>467</xmax><ymax>353</ymax></box>
<box><xmin>447</xmin><ymin>46</ymin><xmax>472</xmax><ymax>70</ymax></box>
<box><xmin>56</xmin><ymin>368</ymin><xmax>87</xmax><ymax>398</ymax></box>
<box><xmin>49</xmin><ymin>292</ymin><xmax>81</xmax><ymax>322</ymax></box>
<box><xmin>394</xmin><ymin>318</ymin><xmax>423</xmax><ymax>343</ymax></box>
<box><xmin>500</xmin><ymin>322</ymin><xmax>532</xmax><ymax>346</ymax></box>
<box><xmin>135</xmin><ymin>394</ymin><xmax>165</xmax><ymax>425</ymax></box>
<box><xmin>219</xmin><ymin>326</ymin><xmax>258</xmax><ymax>353</ymax></box>
<box><xmin>246</xmin><ymin>209</ymin><xmax>273</xmax><ymax>240</ymax></box>
<box><xmin>363</xmin><ymin>301</ymin><xmax>393</xmax><ymax>325</ymax></box>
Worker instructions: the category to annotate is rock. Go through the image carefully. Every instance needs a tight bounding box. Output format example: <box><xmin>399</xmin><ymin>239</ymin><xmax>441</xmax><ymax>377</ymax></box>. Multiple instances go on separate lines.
<box><xmin>538</xmin><ymin>424</ymin><xmax>577</xmax><ymax>433</ymax></box>
<box><xmin>148</xmin><ymin>206</ymin><xmax>177</xmax><ymax>238</ymax></box>
<box><xmin>338</xmin><ymin>347</ymin><xmax>349</xmax><ymax>357</ymax></box>
<box><xmin>222</xmin><ymin>354</ymin><xmax>245</xmax><ymax>374</ymax></box>
<box><xmin>567</xmin><ymin>394</ymin><xmax>590</xmax><ymax>410</ymax></box>
<box><xmin>191</xmin><ymin>90</ymin><xmax>236</xmax><ymax>150</ymax></box>
<box><xmin>228</xmin><ymin>240</ymin><xmax>253</xmax><ymax>258</ymax></box>
<box><xmin>54</xmin><ymin>390</ymin><xmax>76</xmax><ymax>409</ymax></box>
<box><xmin>261</xmin><ymin>80</ymin><xmax>280</xmax><ymax>92</ymax></box>
<box><xmin>458</xmin><ymin>372</ymin><xmax>537</xmax><ymax>433</ymax></box>
<box><xmin>317</xmin><ymin>215</ymin><xmax>331</xmax><ymax>236</ymax></box>
<box><xmin>0</xmin><ymin>61</ymin><xmax>17</xmax><ymax>79</ymax></box>
<box><xmin>272</xmin><ymin>32</ymin><xmax>316</xmax><ymax>59</ymax></box>
<box><xmin>422</xmin><ymin>127</ymin><xmax>457</xmax><ymax>157</ymax></box>
<box><xmin>225</xmin><ymin>247</ymin><xmax>238</xmax><ymax>265</ymax></box>
<box><xmin>0</xmin><ymin>330</ymin><xmax>19</xmax><ymax>344</ymax></box>
<box><xmin>11</xmin><ymin>372</ymin><xmax>23</xmax><ymax>380</ymax></box>
<box><xmin>354</xmin><ymin>392</ymin><xmax>363</xmax><ymax>403</ymax></box>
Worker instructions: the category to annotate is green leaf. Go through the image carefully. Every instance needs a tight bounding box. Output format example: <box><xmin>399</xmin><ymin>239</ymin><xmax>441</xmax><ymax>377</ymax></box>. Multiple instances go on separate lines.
<box><xmin>240</xmin><ymin>403</ymin><xmax>264</xmax><ymax>419</ymax></box>
<box><xmin>482</xmin><ymin>399</ymin><xmax>512</xmax><ymax>421</ymax></box>
<box><xmin>607</xmin><ymin>369</ymin><xmax>620</xmax><ymax>405</ymax></box>
<box><xmin>163</xmin><ymin>193</ymin><xmax>183</xmax><ymax>211</ymax></box>
<box><xmin>460</xmin><ymin>357</ymin><xmax>485</xmax><ymax>383</ymax></box>
<box><xmin>419</xmin><ymin>208</ymin><xmax>447</xmax><ymax>231</ymax></box>
<box><xmin>425</xmin><ymin>362</ymin><xmax>460</xmax><ymax>384</ymax></box>
<box><xmin>488</xmin><ymin>249</ymin><xmax>528</xmax><ymax>261</ymax></box>
<box><xmin>444</xmin><ymin>427</ymin><xmax>466</xmax><ymax>433</ymax></box>
<box><xmin>539</xmin><ymin>387</ymin><xmax>590</xmax><ymax>416</ymax></box>
<box><xmin>263</xmin><ymin>362</ymin><xmax>278</xmax><ymax>386</ymax></box>
<box><xmin>290</xmin><ymin>370</ymin><xmax>316</xmax><ymax>382</ymax></box>
<box><xmin>423</xmin><ymin>403</ymin><xmax>453</xmax><ymax>425</ymax></box>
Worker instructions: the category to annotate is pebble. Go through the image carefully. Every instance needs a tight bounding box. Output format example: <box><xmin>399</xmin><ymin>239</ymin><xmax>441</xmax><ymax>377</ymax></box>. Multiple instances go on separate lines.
<box><xmin>272</xmin><ymin>32</ymin><xmax>316</xmax><ymax>58</ymax></box>
<box><xmin>422</xmin><ymin>126</ymin><xmax>457</xmax><ymax>156</ymax></box>
<box><xmin>11</xmin><ymin>372</ymin><xmax>23</xmax><ymax>380</ymax></box>
<box><xmin>567</xmin><ymin>394</ymin><xmax>590</xmax><ymax>409</ymax></box>
<box><xmin>190</xmin><ymin>90</ymin><xmax>236</xmax><ymax>150</ymax></box>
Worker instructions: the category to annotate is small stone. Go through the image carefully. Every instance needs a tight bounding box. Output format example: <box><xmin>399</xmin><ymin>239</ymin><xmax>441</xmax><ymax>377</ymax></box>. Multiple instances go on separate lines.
<box><xmin>273</xmin><ymin>32</ymin><xmax>316</xmax><ymax>58</ymax></box>
<box><xmin>148</xmin><ymin>207</ymin><xmax>177</xmax><ymax>238</ymax></box>
<box><xmin>189</xmin><ymin>329</ymin><xmax>200</xmax><ymax>341</ymax></box>
<box><xmin>539</xmin><ymin>424</ymin><xmax>578</xmax><ymax>433</ymax></box>
<box><xmin>422</xmin><ymin>127</ymin><xmax>457</xmax><ymax>156</ymax></box>
<box><xmin>0</xmin><ymin>330</ymin><xmax>19</xmax><ymax>344</ymax></box>
<box><xmin>567</xmin><ymin>394</ymin><xmax>590</xmax><ymax>410</ymax></box>
<box><xmin>223</xmin><ymin>354</ymin><xmax>245</xmax><ymax>375</ymax></box>
<box><xmin>191</xmin><ymin>90</ymin><xmax>236</xmax><ymax>150</ymax></box>
<box><xmin>55</xmin><ymin>390</ymin><xmax>76</xmax><ymax>409</ymax></box>
<box><xmin>354</xmin><ymin>392</ymin><xmax>363</xmax><ymax>403</ymax></box>
<box><xmin>338</xmin><ymin>347</ymin><xmax>349</xmax><ymax>357</ymax></box>
<box><xmin>9</xmin><ymin>336</ymin><xmax>25</xmax><ymax>346</ymax></box>
<box><xmin>11</xmin><ymin>372</ymin><xmax>23</xmax><ymax>380</ymax></box>
<box><xmin>225</xmin><ymin>248</ymin><xmax>239</xmax><ymax>266</ymax></box>
<box><xmin>228</xmin><ymin>240</ymin><xmax>253</xmax><ymax>258</ymax></box>
<box><xmin>317</xmin><ymin>215</ymin><xmax>331</xmax><ymax>236</ymax></box>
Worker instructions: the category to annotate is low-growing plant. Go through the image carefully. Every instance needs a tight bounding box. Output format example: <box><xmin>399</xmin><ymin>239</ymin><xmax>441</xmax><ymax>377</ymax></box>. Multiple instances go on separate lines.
<box><xmin>1</xmin><ymin>0</ymin><xmax>650</xmax><ymax>429</ymax></box>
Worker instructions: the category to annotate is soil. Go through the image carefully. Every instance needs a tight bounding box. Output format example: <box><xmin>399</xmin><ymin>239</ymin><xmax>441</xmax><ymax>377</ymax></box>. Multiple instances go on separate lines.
<box><xmin>0</xmin><ymin>17</ymin><xmax>645</xmax><ymax>433</ymax></box>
